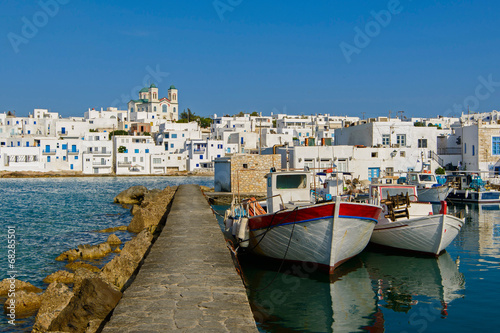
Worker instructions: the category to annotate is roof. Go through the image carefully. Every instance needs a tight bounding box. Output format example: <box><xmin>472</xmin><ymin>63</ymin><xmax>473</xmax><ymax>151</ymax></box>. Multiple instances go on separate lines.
<box><xmin>169</xmin><ymin>85</ymin><xmax>176</xmax><ymax>89</ymax></box>
<box><xmin>139</xmin><ymin>87</ymin><xmax>149</xmax><ymax>93</ymax></box>
<box><xmin>150</xmin><ymin>83</ymin><xmax>157</xmax><ymax>88</ymax></box>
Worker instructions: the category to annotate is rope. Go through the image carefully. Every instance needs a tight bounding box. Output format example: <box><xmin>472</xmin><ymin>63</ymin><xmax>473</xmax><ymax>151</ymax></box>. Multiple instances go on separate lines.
<box><xmin>244</xmin><ymin>207</ymin><xmax>299</xmax><ymax>292</ymax></box>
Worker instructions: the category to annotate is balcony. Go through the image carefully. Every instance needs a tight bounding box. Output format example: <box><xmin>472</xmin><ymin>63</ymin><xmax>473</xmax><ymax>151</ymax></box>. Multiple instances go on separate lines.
<box><xmin>193</xmin><ymin>148</ymin><xmax>206</xmax><ymax>154</ymax></box>
<box><xmin>93</xmin><ymin>161</ymin><xmax>110</xmax><ymax>167</ymax></box>
<box><xmin>42</xmin><ymin>149</ymin><xmax>56</xmax><ymax>155</ymax></box>
<box><xmin>118</xmin><ymin>161</ymin><xmax>132</xmax><ymax>167</ymax></box>
<box><xmin>68</xmin><ymin>150</ymin><xmax>80</xmax><ymax>155</ymax></box>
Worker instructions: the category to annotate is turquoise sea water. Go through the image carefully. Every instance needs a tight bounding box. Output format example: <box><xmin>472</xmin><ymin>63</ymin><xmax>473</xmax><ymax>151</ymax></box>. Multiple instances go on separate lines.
<box><xmin>215</xmin><ymin>203</ymin><xmax>500</xmax><ymax>332</ymax></box>
<box><xmin>0</xmin><ymin>176</ymin><xmax>212</xmax><ymax>332</ymax></box>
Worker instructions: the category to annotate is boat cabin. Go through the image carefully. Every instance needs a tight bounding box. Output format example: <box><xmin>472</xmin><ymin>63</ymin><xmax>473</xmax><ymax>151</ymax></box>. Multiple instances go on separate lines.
<box><xmin>407</xmin><ymin>172</ymin><xmax>439</xmax><ymax>189</ymax></box>
<box><xmin>266</xmin><ymin>171</ymin><xmax>312</xmax><ymax>213</ymax></box>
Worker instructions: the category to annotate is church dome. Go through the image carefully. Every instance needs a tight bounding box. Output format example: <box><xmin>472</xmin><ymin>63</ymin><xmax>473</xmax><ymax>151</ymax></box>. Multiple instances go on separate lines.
<box><xmin>169</xmin><ymin>85</ymin><xmax>176</xmax><ymax>89</ymax></box>
<box><xmin>139</xmin><ymin>87</ymin><xmax>149</xmax><ymax>93</ymax></box>
<box><xmin>150</xmin><ymin>83</ymin><xmax>157</xmax><ymax>88</ymax></box>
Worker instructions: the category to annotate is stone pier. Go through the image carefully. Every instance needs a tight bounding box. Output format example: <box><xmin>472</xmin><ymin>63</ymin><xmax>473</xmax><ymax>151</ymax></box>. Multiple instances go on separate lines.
<box><xmin>102</xmin><ymin>184</ymin><xmax>257</xmax><ymax>332</ymax></box>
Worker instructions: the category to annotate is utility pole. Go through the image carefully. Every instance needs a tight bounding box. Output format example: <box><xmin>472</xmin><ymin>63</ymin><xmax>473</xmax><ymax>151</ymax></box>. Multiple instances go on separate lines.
<box><xmin>362</xmin><ymin>112</ymin><xmax>366</xmax><ymax>120</ymax></box>
<box><xmin>398</xmin><ymin>110</ymin><xmax>405</xmax><ymax>120</ymax></box>
<box><xmin>388</xmin><ymin>110</ymin><xmax>392</xmax><ymax>119</ymax></box>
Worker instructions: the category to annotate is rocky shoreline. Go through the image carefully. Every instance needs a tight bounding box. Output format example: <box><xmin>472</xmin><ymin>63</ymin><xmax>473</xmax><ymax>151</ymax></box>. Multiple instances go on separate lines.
<box><xmin>1</xmin><ymin>185</ymin><xmax>178</xmax><ymax>332</ymax></box>
<box><xmin>0</xmin><ymin>170</ymin><xmax>213</xmax><ymax>178</ymax></box>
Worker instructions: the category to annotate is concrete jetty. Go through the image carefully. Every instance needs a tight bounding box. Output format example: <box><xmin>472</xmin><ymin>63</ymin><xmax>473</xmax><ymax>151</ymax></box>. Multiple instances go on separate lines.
<box><xmin>102</xmin><ymin>184</ymin><xmax>257</xmax><ymax>332</ymax></box>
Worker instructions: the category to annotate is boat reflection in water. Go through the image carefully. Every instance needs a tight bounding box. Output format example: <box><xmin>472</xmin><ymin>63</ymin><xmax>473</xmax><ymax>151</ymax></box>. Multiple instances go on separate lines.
<box><xmin>360</xmin><ymin>250</ymin><xmax>465</xmax><ymax>318</ymax></box>
<box><xmin>241</xmin><ymin>250</ymin><xmax>465</xmax><ymax>333</ymax></box>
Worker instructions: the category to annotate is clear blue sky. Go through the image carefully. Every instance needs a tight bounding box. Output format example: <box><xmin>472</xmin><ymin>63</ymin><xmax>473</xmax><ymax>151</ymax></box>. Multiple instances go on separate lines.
<box><xmin>1</xmin><ymin>0</ymin><xmax>500</xmax><ymax>118</ymax></box>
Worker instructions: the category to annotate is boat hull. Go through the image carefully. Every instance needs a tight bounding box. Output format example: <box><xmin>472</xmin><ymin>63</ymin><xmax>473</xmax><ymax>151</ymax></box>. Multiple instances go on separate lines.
<box><xmin>446</xmin><ymin>190</ymin><xmax>500</xmax><ymax>203</ymax></box>
<box><xmin>417</xmin><ymin>186</ymin><xmax>452</xmax><ymax>203</ymax></box>
<box><xmin>370</xmin><ymin>215</ymin><xmax>464</xmax><ymax>255</ymax></box>
<box><xmin>247</xmin><ymin>202</ymin><xmax>381</xmax><ymax>273</ymax></box>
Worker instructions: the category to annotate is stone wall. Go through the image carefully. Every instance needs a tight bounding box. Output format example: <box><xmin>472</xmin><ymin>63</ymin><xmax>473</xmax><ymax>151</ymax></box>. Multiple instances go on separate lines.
<box><xmin>478</xmin><ymin>122</ymin><xmax>500</xmax><ymax>165</ymax></box>
<box><xmin>230</xmin><ymin>154</ymin><xmax>281</xmax><ymax>193</ymax></box>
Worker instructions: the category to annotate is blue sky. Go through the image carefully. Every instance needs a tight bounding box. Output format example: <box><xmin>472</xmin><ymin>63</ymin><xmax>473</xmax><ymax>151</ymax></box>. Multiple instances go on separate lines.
<box><xmin>1</xmin><ymin>0</ymin><xmax>500</xmax><ymax>118</ymax></box>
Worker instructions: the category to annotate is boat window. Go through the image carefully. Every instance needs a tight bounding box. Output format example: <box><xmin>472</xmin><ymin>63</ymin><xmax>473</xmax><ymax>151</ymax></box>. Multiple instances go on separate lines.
<box><xmin>381</xmin><ymin>187</ymin><xmax>415</xmax><ymax>199</ymax></box>
<box><xmin>419</xmin><ymin>174</ymin><xmax>435</xmax><ymax>182</ymax></box>
<box><xmin>410</xmin><ymin>175</ymin><xmax>418</xmax><ymax>182</ymax></box>
<box><xmin>276</xmin><ymin>174</ymin><xmax>307</xmax><ymax>189</ymax></box>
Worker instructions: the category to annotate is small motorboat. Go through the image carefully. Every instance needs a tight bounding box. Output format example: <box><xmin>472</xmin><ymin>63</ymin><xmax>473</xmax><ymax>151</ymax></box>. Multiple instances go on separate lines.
<box><xmin>368</xmin><ymin>184</ymin><xmax>464</xmax><ymax>255</ymax></box>
<box><xmin>406</xmin><ymin>171</ymin><xmax>452</xmax><ymax>203</ymax></box>
<box><xmin>224</xmin><ymin>169</ymin><xmax>382</xmax><ymax>273</ymax></box>
<box><xmin>445</xmin><ymin>172</ymin><xmax>500</xmax><ymax>203</ymax></box>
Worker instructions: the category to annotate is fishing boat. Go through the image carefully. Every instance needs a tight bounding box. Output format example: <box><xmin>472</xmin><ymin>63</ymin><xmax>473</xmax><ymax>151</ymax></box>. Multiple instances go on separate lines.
<box><xmin>445</xmin><ymin>172</ymin><xmax>500</xmax><ymax>203</ymax></box>
<box><xmin>406</xmin><ymin>171</ymin><xmax>452</xmax><ymax>203</ymax></box>
<box><xmin>224</xmin><ymin>170</ymin><xmax>382</xmax><ymax>273</ymax></box>
<box><xmin>369</xmin><ymin>184</ymin><xmax>464</xmax><ymax>255</ymax></box>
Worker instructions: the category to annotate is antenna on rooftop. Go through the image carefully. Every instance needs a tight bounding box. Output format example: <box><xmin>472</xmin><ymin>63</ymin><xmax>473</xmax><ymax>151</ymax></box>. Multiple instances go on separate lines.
<box><xmin>361</xmin><ymin>112</ymin><xmax>365</xmax><ymax>120</ymax></box>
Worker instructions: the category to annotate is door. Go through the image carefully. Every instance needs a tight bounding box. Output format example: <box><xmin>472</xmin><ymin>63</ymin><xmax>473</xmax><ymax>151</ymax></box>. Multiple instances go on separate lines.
<box><xmin>368</xmin><ymin>167</ymin><xmax>380</xmax><ymax>181</ymax></box>
<box><xmin>45</xmin><ymin>145</ymin><xmax>50</xmax><ymax>153</ymax></box>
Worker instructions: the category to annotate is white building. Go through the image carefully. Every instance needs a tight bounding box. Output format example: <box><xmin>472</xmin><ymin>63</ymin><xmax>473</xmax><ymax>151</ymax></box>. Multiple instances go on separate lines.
<box><xmin>186</xmin><ymin>139</ymin><xmax>225</xmax><ymax>171</ymax></box>
<box><xmin>128</xmin><ymin>84</ymin><xmax>179</xmax><ymax>122</ymax></box>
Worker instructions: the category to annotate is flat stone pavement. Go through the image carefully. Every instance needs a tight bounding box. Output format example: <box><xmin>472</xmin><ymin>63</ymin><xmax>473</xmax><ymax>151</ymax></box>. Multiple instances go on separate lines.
<box><xmin>102</xmin><ymin>184</ymin><xmax>258</xmax><ymax>333</ymax></box>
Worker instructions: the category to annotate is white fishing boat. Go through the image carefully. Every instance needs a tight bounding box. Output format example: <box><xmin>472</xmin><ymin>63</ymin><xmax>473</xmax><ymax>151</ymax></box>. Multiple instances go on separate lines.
<box><xmin>369</xmin><ymin>184</ymin><xmax>464</xmax><ymax>255</ymax></box>
<box><xmin>445</xmin><ymin>172</ymin><xmax>500</xmax><ymax>203</ymax></box>
<box><xmin>225</xmin><ymin>170</ymin><xmax>382</xmax><ymax>273</ymax></box>
<box><xmin>406</xmin><ymin>171</ymin><xmax>452</xmax><ymax>203</ymax></box>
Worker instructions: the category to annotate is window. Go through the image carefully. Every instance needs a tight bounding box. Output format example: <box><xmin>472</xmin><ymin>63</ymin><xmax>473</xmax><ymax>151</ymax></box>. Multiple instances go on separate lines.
<box><xmin>371</xmin><ymin>152</ymin><xmax>378</xmax><ymax>158</ymax></box>
<box><xmin>400</xmin><ymin>151</ymin><xmax>405</xmax><ymax>157</ymax></box>
<box><xmin>200</xmin><ymin>155</ymin><xmax>203</xmax><ymax>159</ymax></box>
<box><xmin>276</xmin><ymin>174</ymin><xmax>307</xmax><ymax>189</ymax></box>
<box><xmin>472</xmin><ymin>145</ymin><xmax>475</xmax><ymax>156</ymax></box>
<box><xmin>145</xmin><ymin>149</ymin><xmax>149</xmax><ymax>153</ymax></box>
<box><xmin>170</xmin><ymin>144</ymin><xmax>174</xmax><ymax>148</ymax></box>
<box><xmin>171</xmin><ymin>134</ymin><xmax>177</xmax><ymax>138</ymax></box>
<box><xmin>243</xmin><ymin>163</ymin><xmax>248</xmax><ymax>169</ymax></box>
<box><xmin>162</xmin><ymin>105</ymin><xmax>167</xmax><ymax>113</ymax></box>
<box><xmin>382</xmin><ymin>134</ymin><xmax>390</xmax><ymax>145</ymax></box>
<box><xmin>153</xmin><ymin>158</ymin><xmax>161</xmax><ymax>164</ymax></box>
<box><xmin>133</xmin><ymin>157</ymin><xmax>136</xmax><ymax>162</ymax></box>
<box><xmin>140</xmin><ymin>157</ymin><xmax>144</xmax><ymax>162</ymax></box>
<box><xmin>464</xmin><ymin>143</ymin><xmax>467</xmax><ymax>154</ymax></box>
<box><xmin>135</xmin><ymin>149</ymin><xmax>139</xmax><ymax>153</ymax></box>
<box><xmin>386</xmin><ymin>167</ymin><xmax>394</xmax><ymax>176</ymax></box>
<box><xmin>493</xmin><ymin>137</ymin><xmax>500</xmax><ymax>155</ymax></box>
<box><xmin>418</xmin><ymin>139</ymin><xmax>427</xmax><ymax>148</ymax></box>
<box><xmin>47</xmin><ymin>156</ymin><xmax>51</xmax><ymax>162</ymax></box>
<box><xmin>63</xmin><ymin>156</ymin><xmax>66</xmax><ymax>161</ymax></box>
<box><xmin>396</xmin><ymin>134</ymin><xmax>406</xmax><ymax>146</ymax></box>
<box><xmin>154</xmin><ymin>106</ymin><xmax>157</xmax><ymax>112</ymax></box>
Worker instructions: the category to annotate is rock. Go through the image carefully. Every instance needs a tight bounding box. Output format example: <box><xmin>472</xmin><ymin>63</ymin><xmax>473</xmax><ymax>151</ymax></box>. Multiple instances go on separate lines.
<box><xmin>101</xmin><ymin>230</ymin><xmax>153</xmax><ymax>290</ymax></box>
<box><xmin>3</xmin><ymin>290</ymin><xmax>42</xmax><ymax>316</ymax></box>
<box><xmin>85</xmin><ymin>319</ymin><xmax>104</xmax><ymax>333</ymax></box>
<box><xmin>113</xmin><ymin>185</ymin><xmax>148</xmax><ymax>204</ymax></box>
<box><xmin>0</xmin><ymin>278</ymin><xmax>42</xmax><ymax>296</ymax></box>
<box><xmin>43</xmin><ymin>270</ymin><xmax>75</xmax><ymax>284</ymax></box>
<box><xmin>113</xmin><ymin>247</ymin><xmax>121</xmax><ymax>253</ymax></box>
<box><xmin>46</xmin><ymin>277</ymin><xmax>122</xmax><ymax>333</ymax></box>
<box><xmin>130</xmin><ymin>204</ymin><xmax>141</xmax><ymax>216</ymax></box>
<box><xmin>200</xmin><ymin>185</ymin><xmax>214</xmax><ymax>192</ymax></box>
<box><xmin>106</xmin><ymin>234</ymin><xmax>122</xmax><ymax>245</ymax></box>
<box><xmin>73</xmin><ymin>269</ymin><xmax>100</xmax><ymax>294</ymax></box>
<box><xmin>32</xmin><ymin>282</ymin><xmax>74</xmax><ymax>333</ymax></box>
<box><xmin>127</xmin><ymin>186</ymin><xmax>176</xmax><ymax>233</ymax></box>
<box><xmin>56</xmin><ymin>242</ymin><xmax>112</xmax><ymax>261</ymax></box>
<box><xmin>100</xmin><ymin>254</ymin><xmax>137</xmax><ymax>291</ymax></box>
<box><xmin>66</xmin><ymin>262</ymin><xmax>100</xmax><ymax>273</ymax></box>
<box><xmin>96</xmin><ymin>225</ymin><xmax>128</xmax><ymax>233</ymax></box>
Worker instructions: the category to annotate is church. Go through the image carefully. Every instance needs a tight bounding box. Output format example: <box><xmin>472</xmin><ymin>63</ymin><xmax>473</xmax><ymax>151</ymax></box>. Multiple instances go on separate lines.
<box><xmin>127</xmin><ymin>84</ymin><xmax>179</xmax><ymax>121</ymax></box>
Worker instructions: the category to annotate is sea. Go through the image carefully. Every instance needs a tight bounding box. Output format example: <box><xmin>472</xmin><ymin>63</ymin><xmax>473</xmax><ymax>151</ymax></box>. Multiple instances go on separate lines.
<box><xmin>1</xmin><ymin>178</ymin><xmax>499</xmax><ymax>332</ymax></box>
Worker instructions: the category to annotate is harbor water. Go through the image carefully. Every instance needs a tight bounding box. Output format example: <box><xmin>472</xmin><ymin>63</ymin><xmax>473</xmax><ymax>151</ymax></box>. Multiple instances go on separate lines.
<box><xmin>214</xmin><ymin>203</ymin><xmax>500</xmax><ymax>332</ymax></box>
<box><xmin>0</xmin><ymin>176</ymin><xmax>212</xmax><ymax>332</ymax></box>
<box><xmin>0</xmin><ymin>178</ymin><xmax>498</xmax><ymax>332</ymax></box>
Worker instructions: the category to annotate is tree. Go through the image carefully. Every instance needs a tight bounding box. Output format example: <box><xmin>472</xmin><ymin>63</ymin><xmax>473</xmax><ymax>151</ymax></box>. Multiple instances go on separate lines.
<box><xmin>435</xmin><ymin>167</ymin><xmax>445</xmax><ymax>175</ymax></box>
<box><xmin>118</xmin><ymin>146</ymin><xmax>127</xmax><ymax>153</ymax></box>
<box><xmin>235</xmin><ymin>111</ymin><xmax>245</xmax><ymax>117</ymax></box>
<box><xmin>109</xmin><ymin>130</ymin><xmax>128</xmax><ymax>140</ymax></box>
<box><xmin>250</xmin><ymin>111</ymin><xmax>259</xmax><ymax>117</ymax></box>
